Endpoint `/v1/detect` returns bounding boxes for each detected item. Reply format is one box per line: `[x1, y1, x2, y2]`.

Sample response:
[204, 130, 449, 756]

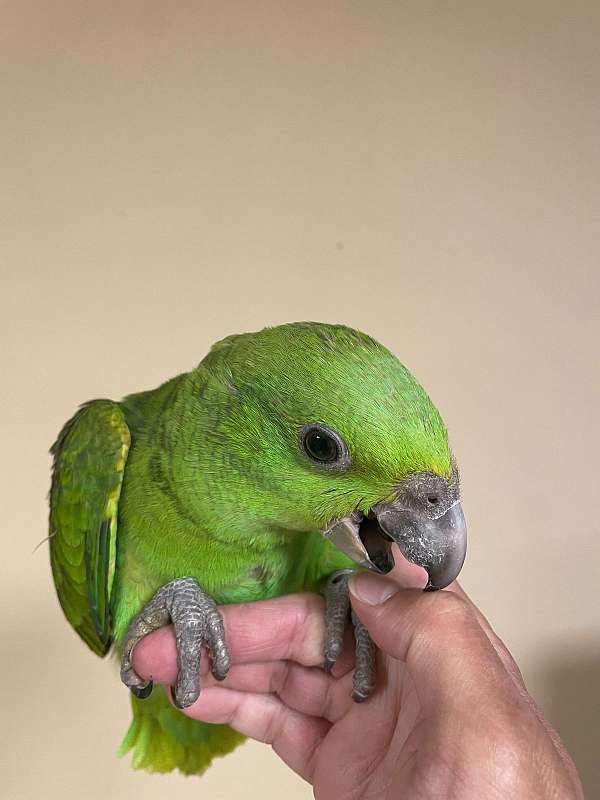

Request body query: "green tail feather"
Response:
[118, 685, 246, 775]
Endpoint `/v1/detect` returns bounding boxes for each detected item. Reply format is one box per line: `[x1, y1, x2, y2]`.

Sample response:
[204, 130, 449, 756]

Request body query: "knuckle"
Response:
[262, 698, 285, 745]
[415, 590, 473, 638]
[271, 661, 293, 698]
[431, 589, 470, 620]
[494, 639, 526, 686]
[322, 680, 338, 722]
[289, 595, 326, 665]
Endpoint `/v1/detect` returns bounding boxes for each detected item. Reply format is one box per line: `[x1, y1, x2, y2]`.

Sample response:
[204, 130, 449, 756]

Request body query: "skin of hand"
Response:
[133, 551, 583, 800]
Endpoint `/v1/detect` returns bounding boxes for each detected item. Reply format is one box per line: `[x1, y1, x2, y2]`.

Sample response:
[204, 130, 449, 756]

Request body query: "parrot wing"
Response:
[49, 399, 130, 656]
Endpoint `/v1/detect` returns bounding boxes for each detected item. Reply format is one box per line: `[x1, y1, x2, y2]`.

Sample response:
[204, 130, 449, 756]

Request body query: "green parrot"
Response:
[49, 322, 466, 775]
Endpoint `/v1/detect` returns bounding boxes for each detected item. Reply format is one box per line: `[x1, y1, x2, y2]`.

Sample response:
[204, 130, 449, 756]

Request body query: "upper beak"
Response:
[375, 501, 467, 590]
[322, 501, 467, 591]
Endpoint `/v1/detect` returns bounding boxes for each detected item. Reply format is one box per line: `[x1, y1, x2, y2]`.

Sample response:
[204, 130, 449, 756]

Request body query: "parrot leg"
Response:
[322, 569, 377, 702]
[120, 577, 230, 709]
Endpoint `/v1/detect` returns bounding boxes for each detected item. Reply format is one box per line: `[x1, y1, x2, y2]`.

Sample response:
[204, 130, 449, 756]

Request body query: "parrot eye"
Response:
[300, 424, 350, 471]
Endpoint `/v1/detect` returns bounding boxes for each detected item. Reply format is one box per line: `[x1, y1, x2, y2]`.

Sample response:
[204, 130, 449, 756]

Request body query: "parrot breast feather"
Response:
[49, 399, 130, 656]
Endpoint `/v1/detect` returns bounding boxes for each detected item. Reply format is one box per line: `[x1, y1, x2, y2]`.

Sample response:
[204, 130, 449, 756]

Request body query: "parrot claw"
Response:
[120, 577, 230, 709]
[322, 569, 377, 702]
[129, 680, 153, 699]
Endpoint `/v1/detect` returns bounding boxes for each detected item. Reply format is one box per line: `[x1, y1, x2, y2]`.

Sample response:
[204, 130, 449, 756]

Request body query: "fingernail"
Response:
[349, 573, 399, 605]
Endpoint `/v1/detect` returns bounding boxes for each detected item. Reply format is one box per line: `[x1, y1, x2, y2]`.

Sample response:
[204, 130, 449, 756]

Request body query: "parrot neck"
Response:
[116, 371, 356, 615]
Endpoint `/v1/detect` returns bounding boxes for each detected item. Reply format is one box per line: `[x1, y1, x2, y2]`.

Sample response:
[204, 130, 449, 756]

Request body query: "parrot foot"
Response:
[322, 569, 377, 702]
[120, 577, 230, 709]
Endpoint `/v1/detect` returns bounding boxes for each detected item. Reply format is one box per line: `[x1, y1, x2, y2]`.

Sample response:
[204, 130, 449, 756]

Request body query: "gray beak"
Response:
[375, 501, 467, 590]
[322, 501, 467, 591]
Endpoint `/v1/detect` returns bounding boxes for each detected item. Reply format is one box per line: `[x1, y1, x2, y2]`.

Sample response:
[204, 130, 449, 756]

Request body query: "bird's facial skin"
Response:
[295, 419, 466, 589]
[184, 322, 467, 587]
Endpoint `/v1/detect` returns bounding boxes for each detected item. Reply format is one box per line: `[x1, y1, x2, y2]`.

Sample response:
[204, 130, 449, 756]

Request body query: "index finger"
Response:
[133, 593, 328, 684]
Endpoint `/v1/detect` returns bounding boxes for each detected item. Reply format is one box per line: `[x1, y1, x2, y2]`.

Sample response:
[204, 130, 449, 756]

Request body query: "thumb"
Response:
[348, 572, 513, 714]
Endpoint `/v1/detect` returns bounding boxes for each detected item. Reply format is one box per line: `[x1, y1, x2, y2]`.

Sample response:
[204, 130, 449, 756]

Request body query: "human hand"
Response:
[133, 556, 583, 799]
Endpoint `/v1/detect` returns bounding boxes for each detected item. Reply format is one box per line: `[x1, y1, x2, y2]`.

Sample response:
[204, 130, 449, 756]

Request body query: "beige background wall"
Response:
[1, 2, 599, 798]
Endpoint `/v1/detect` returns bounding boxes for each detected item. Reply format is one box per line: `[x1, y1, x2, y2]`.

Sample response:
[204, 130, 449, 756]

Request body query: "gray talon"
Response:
[120, 577, 229, 707]
[130, 680, 153, 699]
[322, 569, 377, 701]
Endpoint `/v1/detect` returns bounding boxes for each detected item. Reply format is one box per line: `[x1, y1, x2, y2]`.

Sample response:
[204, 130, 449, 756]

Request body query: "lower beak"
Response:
[376, 501, 467, 590]
[322, 502, 467, 591]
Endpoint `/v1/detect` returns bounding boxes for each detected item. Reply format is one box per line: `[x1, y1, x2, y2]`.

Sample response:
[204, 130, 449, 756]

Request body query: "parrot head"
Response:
[195, 322, 467, 590]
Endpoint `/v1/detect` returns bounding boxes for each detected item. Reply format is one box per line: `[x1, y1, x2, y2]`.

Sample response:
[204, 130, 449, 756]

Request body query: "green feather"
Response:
[118, 686, 245, 774]
[50, 400, 129, 655]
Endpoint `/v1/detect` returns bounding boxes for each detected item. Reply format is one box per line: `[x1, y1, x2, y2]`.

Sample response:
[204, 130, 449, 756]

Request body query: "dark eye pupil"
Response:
[305, 431, 338, 462]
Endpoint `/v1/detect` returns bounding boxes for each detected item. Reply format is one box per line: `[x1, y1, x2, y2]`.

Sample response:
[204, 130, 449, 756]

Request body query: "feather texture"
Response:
[49, 400, 129, 655]
[49, 322, 454, 775]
